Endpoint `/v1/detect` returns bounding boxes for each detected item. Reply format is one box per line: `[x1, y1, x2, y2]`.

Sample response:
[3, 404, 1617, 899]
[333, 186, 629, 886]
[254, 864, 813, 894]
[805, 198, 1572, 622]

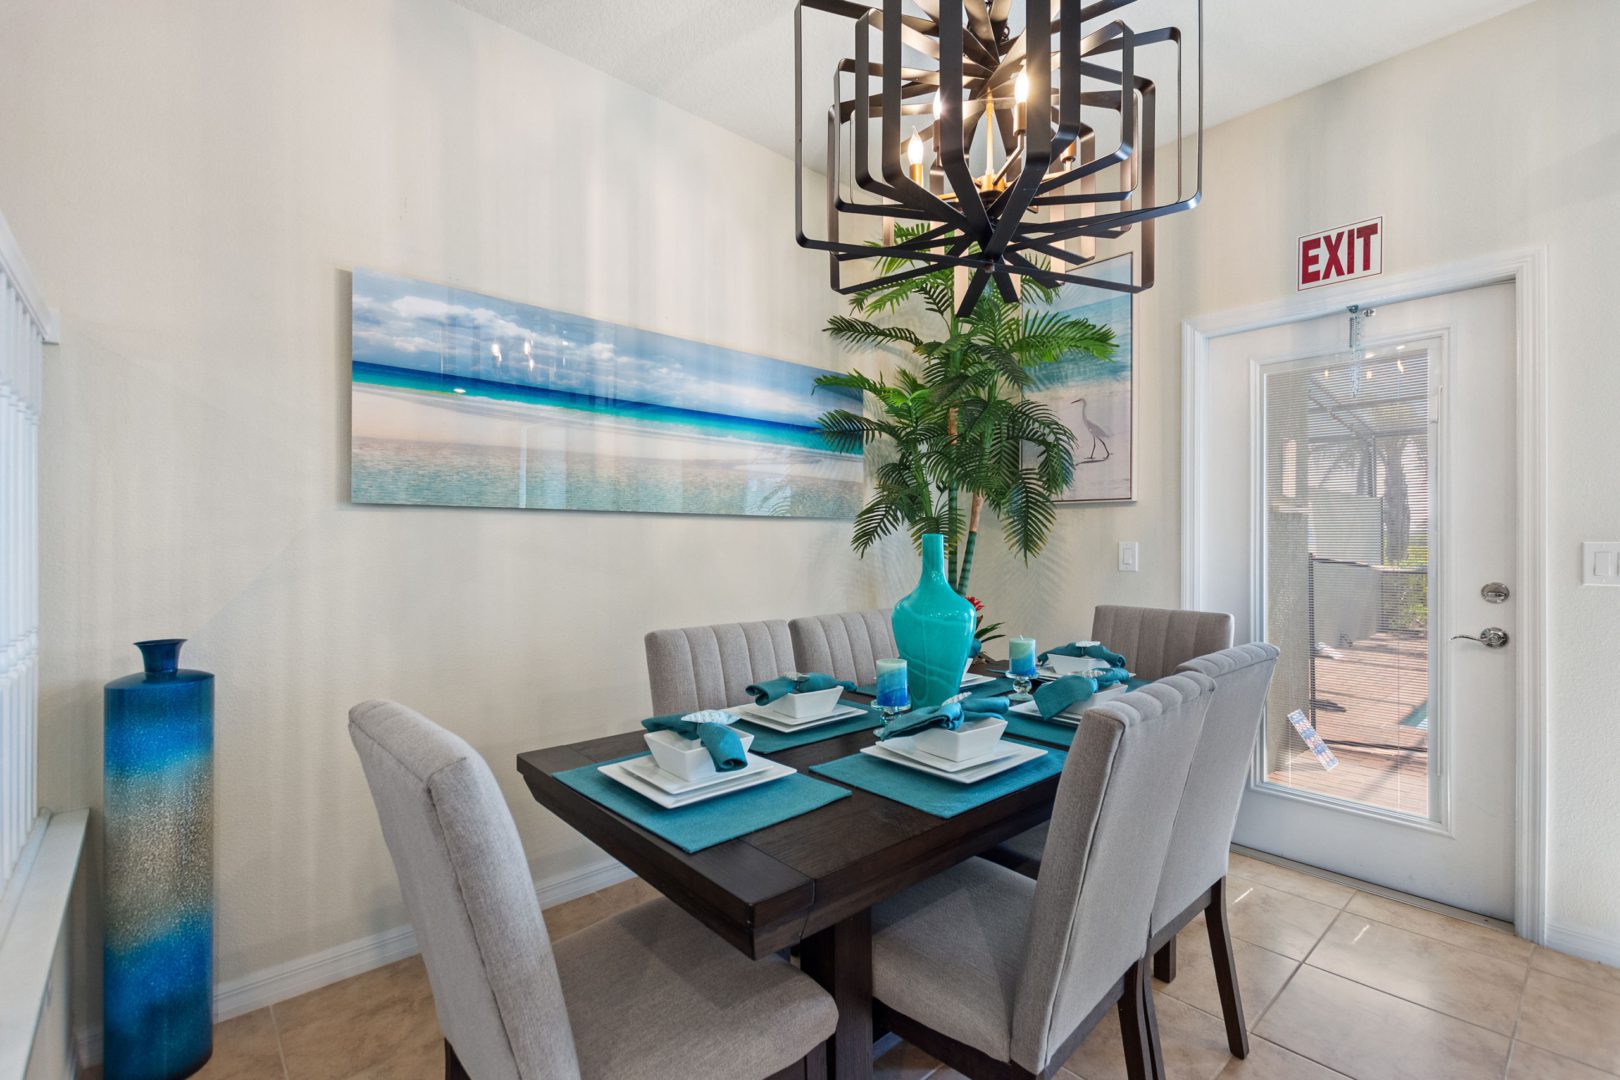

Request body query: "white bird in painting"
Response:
[1071, 397, 1112, 462]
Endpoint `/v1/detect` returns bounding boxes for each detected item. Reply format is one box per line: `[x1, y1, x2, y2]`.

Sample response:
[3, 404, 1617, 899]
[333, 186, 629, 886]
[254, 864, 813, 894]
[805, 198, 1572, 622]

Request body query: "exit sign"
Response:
[1298, 217, 1382, 290]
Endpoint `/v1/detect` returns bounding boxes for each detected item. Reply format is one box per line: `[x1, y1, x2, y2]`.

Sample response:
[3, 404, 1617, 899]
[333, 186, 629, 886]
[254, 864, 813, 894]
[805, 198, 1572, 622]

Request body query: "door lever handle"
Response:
[1451, 627, 1510, 648]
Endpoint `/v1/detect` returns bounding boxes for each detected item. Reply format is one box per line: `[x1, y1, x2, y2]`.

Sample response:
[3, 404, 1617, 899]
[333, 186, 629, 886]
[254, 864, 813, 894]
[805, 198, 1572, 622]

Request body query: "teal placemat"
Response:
[732, 701, 880, 754]
[810, 742, 1066, 819]
[1005, 714, 1080, 747]
[554, 754, 851, 853]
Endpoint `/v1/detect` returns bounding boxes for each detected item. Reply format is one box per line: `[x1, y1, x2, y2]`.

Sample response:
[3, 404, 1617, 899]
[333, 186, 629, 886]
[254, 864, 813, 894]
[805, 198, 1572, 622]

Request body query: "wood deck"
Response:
[1266, 629, 1431, 817]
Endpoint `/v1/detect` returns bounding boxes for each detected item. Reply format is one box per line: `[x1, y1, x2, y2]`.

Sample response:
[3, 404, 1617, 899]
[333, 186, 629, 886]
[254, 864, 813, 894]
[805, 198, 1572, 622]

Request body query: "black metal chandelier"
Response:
[795, 0, 1203, 315]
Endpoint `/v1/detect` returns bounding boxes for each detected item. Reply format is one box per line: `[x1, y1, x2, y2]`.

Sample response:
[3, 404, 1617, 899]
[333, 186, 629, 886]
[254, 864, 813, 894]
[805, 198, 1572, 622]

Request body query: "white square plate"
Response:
[600, 755, 794, 809]
[732, 701, 868, 732]
[959, 671, 997, 689]
[622, 751, 781, 795]
[873, 734, 1023, 774]
[858, 739, 1046, 784]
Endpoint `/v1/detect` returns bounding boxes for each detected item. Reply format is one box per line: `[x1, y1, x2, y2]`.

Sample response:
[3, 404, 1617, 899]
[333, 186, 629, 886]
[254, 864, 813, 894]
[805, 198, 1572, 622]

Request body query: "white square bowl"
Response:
[1045, 654, 1111, 677]
[644, 729, 755, 782]
[911, 716, 1007, 762]
[772, 686, 844, 718]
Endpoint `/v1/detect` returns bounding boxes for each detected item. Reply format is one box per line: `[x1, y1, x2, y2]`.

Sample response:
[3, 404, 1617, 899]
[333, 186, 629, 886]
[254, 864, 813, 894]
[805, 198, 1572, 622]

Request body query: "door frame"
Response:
[1180, 248, 1549, 941]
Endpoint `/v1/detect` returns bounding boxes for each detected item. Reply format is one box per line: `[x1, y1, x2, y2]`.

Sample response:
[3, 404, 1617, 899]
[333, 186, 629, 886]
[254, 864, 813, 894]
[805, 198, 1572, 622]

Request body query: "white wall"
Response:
[2, 0, 1618, 1020]
[0, 0, 878, 1005]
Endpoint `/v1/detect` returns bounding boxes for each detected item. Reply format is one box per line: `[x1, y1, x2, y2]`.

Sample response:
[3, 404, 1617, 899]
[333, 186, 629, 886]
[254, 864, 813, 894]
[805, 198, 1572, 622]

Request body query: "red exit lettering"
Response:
[1298, 217, 1383, 291]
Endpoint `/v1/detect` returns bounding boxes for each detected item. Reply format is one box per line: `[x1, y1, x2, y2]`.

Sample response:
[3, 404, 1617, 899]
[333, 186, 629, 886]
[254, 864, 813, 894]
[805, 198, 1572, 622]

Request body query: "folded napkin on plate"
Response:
[641, 710, 747, 771]
[1040, 641, 1128, 668]
[875, 693, 1009, 741]
[1094, 665, 1132, 687]
[746, 672, 858, 705]
[1034, 676, 1099, 720]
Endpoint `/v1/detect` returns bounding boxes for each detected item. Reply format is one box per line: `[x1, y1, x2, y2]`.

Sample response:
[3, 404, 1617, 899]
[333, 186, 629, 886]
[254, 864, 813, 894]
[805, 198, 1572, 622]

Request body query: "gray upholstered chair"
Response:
[1143, 643, 1280, 1060]
[1091, 604, 1235, 681]
[349, 700, 837, 1080]
[867, 674, 1216, 1080]
[983, 605, 1235, 877]
[643, 620, 796, 714]
[788, 609, 896, 687]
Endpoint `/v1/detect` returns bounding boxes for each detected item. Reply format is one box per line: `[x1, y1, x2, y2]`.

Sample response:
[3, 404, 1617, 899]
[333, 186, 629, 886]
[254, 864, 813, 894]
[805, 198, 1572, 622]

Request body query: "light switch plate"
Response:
[1584, 542, 1620, 586]
[1118, 541, 1139, 573]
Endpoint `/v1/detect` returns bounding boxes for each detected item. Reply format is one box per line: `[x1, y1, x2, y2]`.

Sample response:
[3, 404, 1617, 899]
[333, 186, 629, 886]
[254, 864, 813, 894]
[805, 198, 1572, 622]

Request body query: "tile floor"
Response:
[84, 859, 1620, 1080]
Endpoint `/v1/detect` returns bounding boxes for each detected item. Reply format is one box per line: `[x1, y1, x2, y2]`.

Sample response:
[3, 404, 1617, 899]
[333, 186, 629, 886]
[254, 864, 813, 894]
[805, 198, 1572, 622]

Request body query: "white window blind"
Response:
[0, 210, 52, 895]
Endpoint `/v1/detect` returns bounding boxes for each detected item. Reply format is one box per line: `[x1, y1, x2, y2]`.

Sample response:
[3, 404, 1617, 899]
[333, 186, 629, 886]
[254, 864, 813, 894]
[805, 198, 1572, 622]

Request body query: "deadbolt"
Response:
[1481, 582, 1510, 603]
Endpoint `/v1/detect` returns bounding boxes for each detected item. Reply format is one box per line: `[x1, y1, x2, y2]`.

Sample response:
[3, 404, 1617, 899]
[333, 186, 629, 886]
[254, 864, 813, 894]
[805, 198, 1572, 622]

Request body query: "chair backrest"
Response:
[1092, 605, 1235, 681]
[349, 701, 582, 1080]
[788, 609, 897, 687]
[643, 620, 796, 714]
[1151, 643, 1280, 935]
[1009, 673, 1215, 1073]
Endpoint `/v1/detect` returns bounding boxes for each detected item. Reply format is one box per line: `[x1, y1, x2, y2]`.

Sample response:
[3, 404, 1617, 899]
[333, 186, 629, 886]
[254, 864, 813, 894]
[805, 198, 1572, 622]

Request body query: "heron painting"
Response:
[1025, 255, 1136, 502]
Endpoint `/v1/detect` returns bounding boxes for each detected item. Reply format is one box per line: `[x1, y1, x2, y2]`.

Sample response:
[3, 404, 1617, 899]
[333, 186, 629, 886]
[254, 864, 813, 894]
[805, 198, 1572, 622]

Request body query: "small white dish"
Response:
[860, 740, 1045, 784]
[599, 756, 794, 809]
[643, 728, 755, 782]
[623, 751, 778, 795]
[770, 686, 845, 719]
[911, 716, 1008, 762]
[735, 702, 867, 732]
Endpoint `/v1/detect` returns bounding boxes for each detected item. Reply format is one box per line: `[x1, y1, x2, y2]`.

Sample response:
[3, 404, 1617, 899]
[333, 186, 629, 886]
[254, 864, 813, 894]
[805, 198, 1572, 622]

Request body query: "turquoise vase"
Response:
[104, 639, 214, 1080]
[892, 533, 976, 708]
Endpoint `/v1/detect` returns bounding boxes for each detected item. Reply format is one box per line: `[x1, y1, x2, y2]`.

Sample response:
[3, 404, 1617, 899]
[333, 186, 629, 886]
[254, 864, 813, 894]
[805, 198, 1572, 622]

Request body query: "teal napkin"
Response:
[746, 672, 858, 705]
[1040, 641, 1128, 668]
[1034, 675, 1099, 720]
[1095, 665, 1132, 687]
[640, 712, 746, 771]
[876, 694, 1009, 740]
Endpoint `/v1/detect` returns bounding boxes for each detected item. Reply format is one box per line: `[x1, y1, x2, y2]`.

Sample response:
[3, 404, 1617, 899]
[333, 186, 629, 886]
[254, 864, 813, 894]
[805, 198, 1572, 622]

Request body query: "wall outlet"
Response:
[1118, 541, 1139, 572]
[1584, 541, 1620, 586]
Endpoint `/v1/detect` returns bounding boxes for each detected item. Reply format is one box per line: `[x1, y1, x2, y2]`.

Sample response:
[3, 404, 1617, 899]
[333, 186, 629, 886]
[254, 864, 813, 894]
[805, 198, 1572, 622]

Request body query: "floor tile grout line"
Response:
[1340, 892, 1534, 966]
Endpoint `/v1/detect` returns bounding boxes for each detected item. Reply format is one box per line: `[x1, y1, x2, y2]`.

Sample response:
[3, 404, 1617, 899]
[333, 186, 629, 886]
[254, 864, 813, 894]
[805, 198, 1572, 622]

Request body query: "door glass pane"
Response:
[1260, 348, 1432, 818]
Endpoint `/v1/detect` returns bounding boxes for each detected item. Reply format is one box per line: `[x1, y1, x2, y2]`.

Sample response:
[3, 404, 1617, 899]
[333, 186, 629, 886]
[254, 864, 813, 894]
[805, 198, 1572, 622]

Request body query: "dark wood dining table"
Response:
[516, 663, 1067, 1080]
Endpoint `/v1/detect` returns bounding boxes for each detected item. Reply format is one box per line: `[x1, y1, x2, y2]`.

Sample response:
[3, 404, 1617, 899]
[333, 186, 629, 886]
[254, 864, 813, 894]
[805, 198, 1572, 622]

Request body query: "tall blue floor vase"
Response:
[104, 639, 214, 1080]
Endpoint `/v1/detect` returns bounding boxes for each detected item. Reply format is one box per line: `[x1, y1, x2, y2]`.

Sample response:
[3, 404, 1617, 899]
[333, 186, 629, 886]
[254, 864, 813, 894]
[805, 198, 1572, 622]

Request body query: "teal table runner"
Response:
[554, 754, 851, 853]
[732, 700, 880, 754]
[809, 742, 1066, 819]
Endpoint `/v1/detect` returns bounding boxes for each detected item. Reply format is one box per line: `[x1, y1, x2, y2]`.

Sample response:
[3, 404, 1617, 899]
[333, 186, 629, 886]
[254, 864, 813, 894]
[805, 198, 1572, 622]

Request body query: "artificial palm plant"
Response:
[814, 227, 1118, 596]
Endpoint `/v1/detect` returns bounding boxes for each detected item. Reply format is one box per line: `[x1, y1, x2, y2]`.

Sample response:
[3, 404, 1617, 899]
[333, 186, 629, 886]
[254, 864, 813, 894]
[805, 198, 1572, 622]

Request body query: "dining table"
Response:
[516, 660, 1076, 1080]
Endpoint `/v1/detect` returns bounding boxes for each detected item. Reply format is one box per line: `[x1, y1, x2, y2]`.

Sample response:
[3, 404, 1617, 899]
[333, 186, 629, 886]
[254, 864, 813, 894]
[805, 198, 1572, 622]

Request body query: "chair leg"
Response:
[1152, 937, 1177, 983]
[1140, 962, 1167, 1080]
[1205, 877, 1250, 1058]
[444, 1040, 471, 1080]
[1117, 957, 1158, 1080]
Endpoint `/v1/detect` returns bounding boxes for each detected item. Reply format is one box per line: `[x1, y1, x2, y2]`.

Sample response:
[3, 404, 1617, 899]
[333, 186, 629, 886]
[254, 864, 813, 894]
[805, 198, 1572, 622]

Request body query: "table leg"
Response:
[800, 909, 874, 1080]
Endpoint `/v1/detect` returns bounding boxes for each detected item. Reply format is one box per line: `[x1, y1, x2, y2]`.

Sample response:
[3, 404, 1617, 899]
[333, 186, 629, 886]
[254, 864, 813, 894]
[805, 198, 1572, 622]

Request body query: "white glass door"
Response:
[1188, 283, 1518, 919]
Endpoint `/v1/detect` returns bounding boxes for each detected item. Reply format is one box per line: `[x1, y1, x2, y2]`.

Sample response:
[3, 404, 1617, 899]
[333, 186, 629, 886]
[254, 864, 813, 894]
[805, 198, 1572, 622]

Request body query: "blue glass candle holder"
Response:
[104, 639, 214, 1080]
[875, 658, 910, 717]
[1008, 636, 1038, 701]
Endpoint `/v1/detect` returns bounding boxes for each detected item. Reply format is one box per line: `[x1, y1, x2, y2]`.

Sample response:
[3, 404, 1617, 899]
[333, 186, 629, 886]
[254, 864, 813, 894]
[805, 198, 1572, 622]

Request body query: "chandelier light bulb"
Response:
[490, 343, 502, 364]
[1014, 71, 1029, 104]
[907, 131, 925, 167]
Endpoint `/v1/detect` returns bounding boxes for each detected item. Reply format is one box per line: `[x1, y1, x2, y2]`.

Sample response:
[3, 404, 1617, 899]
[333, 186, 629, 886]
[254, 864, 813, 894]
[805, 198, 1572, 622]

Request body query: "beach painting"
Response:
[1025, 254, 1134, 502]
[350, 270, 864, 518]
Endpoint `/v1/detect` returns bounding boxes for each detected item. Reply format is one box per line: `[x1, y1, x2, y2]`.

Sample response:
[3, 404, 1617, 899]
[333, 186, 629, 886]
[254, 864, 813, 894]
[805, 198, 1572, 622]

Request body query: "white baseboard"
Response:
[74, 857, 632, 1068]
[1544, 921, 1620, 969]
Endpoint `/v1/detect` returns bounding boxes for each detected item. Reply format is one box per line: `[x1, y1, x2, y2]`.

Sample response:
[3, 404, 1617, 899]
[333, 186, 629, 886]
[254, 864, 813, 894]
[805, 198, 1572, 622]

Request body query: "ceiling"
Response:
[452, 0, 1536, 171]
